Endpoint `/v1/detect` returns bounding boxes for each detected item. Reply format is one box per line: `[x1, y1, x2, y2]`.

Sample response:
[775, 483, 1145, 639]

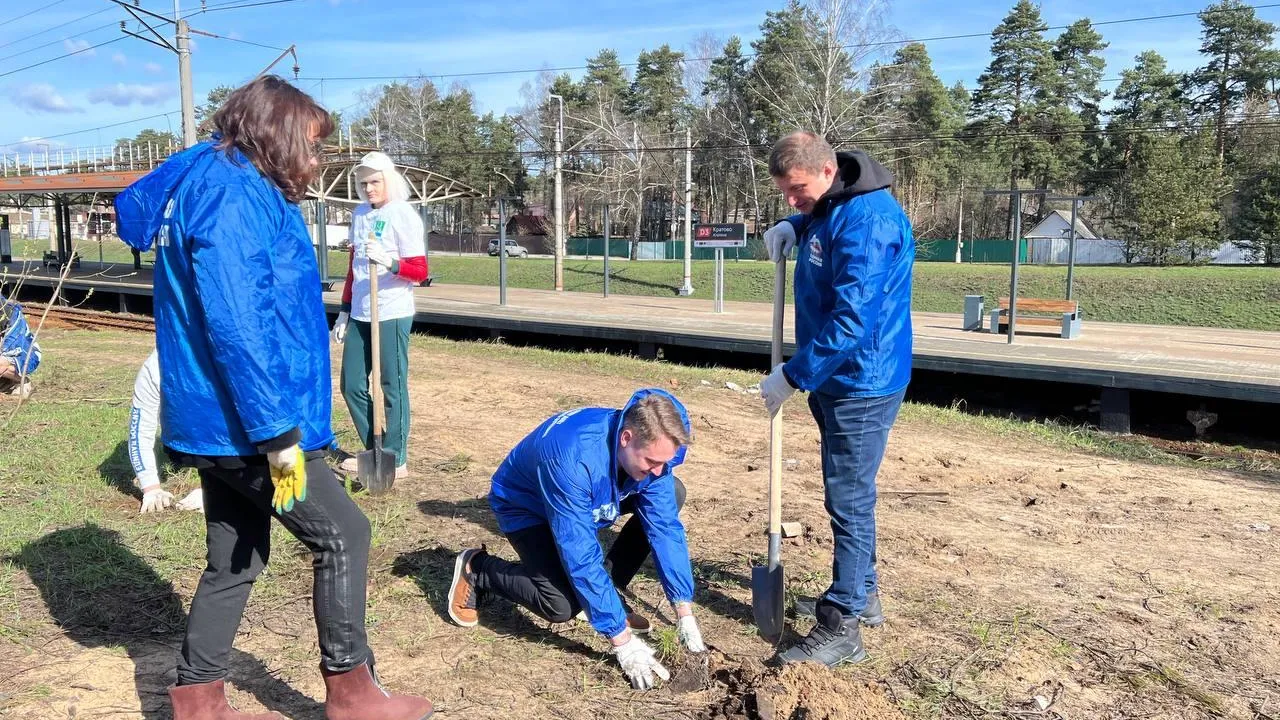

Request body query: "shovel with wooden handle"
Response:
[356, 233, 396, 495]
[751, 256, 787, 641]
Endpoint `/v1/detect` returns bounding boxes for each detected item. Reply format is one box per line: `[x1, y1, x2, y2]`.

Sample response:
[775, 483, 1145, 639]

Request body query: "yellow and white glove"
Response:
[268, 446, 307, 514]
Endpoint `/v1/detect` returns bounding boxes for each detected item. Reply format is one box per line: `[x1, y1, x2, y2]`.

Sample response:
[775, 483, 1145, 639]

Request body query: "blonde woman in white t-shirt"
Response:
[332, 152, 426, 479]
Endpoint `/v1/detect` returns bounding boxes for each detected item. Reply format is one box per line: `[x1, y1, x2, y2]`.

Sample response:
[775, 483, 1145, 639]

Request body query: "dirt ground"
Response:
[3, 333, 1278, 719]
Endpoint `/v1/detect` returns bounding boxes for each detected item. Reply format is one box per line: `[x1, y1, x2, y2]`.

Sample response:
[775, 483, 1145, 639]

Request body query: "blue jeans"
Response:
[808, 388, 906, 618]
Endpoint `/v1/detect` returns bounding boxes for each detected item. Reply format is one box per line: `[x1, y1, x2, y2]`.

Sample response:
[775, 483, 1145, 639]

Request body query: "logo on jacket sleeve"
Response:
[808, 235, 824, 267]
[592, 502, 619, 524]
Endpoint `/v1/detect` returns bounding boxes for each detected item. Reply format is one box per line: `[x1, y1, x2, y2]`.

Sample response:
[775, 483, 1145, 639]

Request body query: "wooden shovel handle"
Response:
[769, 258, 786, 536]
[369, 255, 384, 438]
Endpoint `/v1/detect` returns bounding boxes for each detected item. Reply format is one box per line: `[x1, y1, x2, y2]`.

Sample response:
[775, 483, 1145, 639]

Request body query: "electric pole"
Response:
[177, 20, 195, 147]
[548, 93, 565, 291]
[113, 0, 197, 148]
[679, 126, 694, 296]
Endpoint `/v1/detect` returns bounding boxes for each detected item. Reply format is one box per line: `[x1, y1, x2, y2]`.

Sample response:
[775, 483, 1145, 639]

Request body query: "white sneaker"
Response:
[339, 457, 359, 473]
[395, 465, 408, 480]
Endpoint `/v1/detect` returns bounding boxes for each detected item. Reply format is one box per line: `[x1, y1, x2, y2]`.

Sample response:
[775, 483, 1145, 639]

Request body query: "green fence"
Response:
[563, 236, 1024, 263]
[917, 238, 1028, 263]
[567, 237, 767, 260]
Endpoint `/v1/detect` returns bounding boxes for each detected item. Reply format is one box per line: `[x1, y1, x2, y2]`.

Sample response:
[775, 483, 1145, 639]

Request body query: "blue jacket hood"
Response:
[611, 387, 691, 472]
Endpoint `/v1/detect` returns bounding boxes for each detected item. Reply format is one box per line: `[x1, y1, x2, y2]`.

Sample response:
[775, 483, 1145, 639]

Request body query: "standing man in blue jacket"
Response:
[446, 389, 707, 690]
[758, 131, 914, 668]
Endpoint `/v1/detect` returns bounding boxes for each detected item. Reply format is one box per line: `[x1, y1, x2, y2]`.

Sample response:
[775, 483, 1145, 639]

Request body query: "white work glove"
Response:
[613, 635, 670, 690]
[677, 614, 706, 653]
[764, 222, 797, 263]
[140, 485, 174, 514]
[175, 488, 204, 512]
[760, 363, 797, 416]
[331, 311, 349, 344]
[365, 241, 395, 269]
[267, 446, 298, 474]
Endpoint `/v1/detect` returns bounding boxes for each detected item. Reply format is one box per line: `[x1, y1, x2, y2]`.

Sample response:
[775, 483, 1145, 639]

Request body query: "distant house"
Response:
[1023, 210, 1125, 264]
[506, 214, 548, 236]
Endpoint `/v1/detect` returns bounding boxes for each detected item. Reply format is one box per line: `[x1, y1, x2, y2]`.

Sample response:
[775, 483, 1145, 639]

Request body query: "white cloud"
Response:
[112, 52, 127, 67]
[87, 82, 177, 107]
[0, 137, 68, 154]
[144, 62, 164, 74]
[63, 38, 95, 57]
[10, 83, 83, 114]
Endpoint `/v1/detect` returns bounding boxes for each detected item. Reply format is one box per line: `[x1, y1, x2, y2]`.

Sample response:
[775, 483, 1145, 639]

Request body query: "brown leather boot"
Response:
[169, 679, 285, 720]
[321, 662, 433, 720]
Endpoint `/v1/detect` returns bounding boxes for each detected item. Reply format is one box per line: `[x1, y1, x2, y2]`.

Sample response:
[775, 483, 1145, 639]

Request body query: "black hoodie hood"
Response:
[811, 150, 895, 219]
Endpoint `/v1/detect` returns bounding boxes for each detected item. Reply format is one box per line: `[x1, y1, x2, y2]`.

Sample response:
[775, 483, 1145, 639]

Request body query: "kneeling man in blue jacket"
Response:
[447, 389, 706, 690]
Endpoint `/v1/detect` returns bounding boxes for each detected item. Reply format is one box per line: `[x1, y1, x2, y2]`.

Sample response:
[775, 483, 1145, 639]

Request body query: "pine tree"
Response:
[583, 49, 630, 107]
[627, 45, 687, 132]
[971, 0, 1057, 229]
[1050, 19, 1108, 189]
[1190, 0, 1280, 161]
[1232, 161, 1280, 262]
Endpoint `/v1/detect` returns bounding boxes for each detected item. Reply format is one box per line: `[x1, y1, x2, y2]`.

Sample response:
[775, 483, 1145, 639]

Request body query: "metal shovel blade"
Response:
[751, 533, 785, 640]
[357, 437, 396, 495]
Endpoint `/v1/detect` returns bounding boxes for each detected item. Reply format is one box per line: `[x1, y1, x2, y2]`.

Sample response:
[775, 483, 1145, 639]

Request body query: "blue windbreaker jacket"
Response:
[114, 139, 334, 456]
[782, 151, 915, 398]
[488, 389, 696, 637]
[1, 296, 40, 376]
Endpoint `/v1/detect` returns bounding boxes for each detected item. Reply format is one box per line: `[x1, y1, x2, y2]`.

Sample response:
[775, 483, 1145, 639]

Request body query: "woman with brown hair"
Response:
[116, 76, 433, 720]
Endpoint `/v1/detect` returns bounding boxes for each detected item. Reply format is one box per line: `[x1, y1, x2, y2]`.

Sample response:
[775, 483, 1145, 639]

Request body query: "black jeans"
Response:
[177, 454, 373, 685]
[475, 478, 687, 623]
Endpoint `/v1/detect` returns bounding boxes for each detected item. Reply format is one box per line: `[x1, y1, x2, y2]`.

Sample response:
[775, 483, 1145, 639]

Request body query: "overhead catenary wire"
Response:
[0, 35, 129, 79]
[0, 111, 180, 149]
[295, 3, 1280, 84]
[354, 117, 1280, 161]
[0, 0, 73, 27]
[0, 6, 114, 52]
[8, 1, 1279, 151]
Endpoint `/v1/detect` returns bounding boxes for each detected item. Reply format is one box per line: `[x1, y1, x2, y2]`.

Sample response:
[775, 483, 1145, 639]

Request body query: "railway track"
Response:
[26, 302, 156, 333]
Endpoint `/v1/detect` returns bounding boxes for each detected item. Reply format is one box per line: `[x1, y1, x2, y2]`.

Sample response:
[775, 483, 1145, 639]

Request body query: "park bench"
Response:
[989, 296, 1081, 339]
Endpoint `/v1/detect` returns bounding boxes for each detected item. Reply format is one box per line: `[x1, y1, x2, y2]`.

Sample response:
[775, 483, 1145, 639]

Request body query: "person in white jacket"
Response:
[331, 152, 427, 480]
[129, 349, 202, 513]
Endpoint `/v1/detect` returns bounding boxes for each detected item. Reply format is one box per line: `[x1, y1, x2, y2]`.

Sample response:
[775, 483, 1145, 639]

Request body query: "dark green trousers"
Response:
[340, 317, 412, 466]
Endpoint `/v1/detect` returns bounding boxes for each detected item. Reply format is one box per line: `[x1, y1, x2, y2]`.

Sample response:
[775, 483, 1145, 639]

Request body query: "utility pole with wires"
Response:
[114, 1, 300, 148]
[112, 0, 196, 147]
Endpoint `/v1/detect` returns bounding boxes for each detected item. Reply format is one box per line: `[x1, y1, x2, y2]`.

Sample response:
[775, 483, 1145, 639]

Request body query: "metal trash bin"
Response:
[963, 295, 984, 331]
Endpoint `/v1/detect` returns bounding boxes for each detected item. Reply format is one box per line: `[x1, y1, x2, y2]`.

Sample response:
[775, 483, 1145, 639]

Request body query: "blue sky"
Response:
[3, 0, 1279, 154]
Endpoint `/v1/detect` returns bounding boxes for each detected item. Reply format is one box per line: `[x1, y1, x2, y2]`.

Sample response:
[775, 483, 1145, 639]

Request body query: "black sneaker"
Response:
[776, 603, 867, 667]
[793, 590, 884, 626]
